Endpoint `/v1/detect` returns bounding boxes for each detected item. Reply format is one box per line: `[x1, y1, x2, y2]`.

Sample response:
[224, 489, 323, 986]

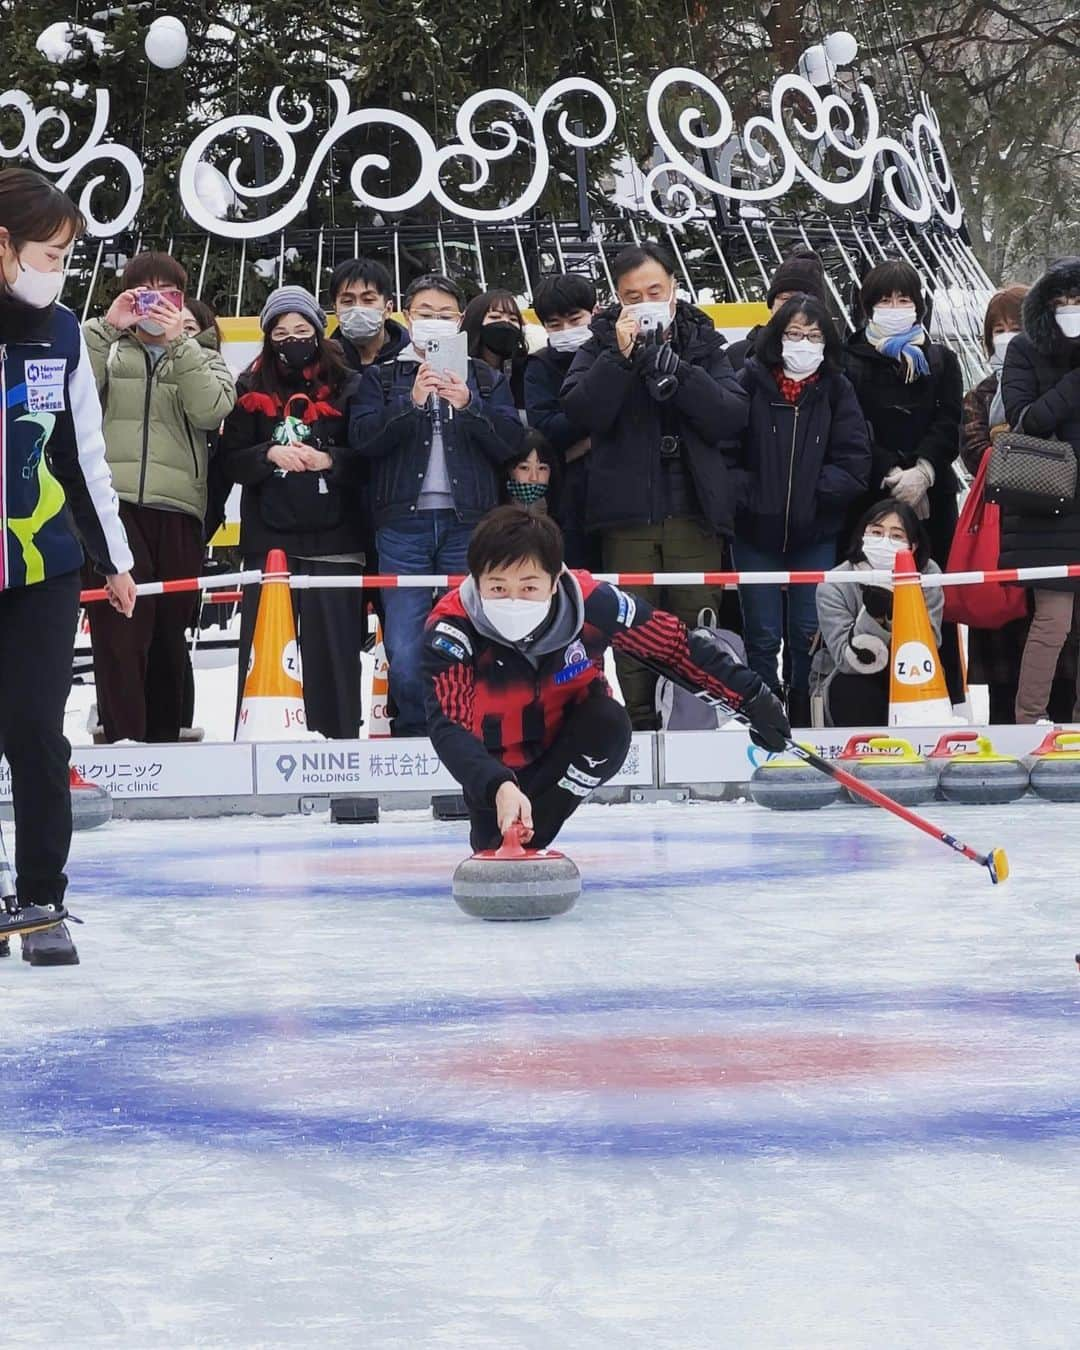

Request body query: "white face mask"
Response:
[781, 339, 824, 380]
[989, 331, 1016, 370]
[7, 257, 64, 309]
[872, 305, 918, 336]
[1055, 306, 1080, 340]
[481, 596, 552, 643]
[410, 317, 459, 350]
[548, 326, 591, 354]
[862, 534, 907, 572]
[138, 318, 166, 337]
[626, 288, 675, 334]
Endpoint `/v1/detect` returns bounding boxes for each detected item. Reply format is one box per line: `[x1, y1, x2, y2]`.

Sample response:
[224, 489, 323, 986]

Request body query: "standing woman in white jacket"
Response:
[0, 168, 136, 965]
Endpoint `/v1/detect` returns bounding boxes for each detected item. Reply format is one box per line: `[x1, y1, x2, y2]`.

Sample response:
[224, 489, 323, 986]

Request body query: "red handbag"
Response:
[942, 447, 1027, 628]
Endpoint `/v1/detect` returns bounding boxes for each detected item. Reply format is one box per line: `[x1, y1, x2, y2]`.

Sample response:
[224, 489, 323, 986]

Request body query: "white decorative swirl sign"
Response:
[0, 88, 144, 235]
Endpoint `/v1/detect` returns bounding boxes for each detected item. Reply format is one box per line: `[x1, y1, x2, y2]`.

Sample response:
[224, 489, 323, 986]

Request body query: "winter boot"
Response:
[21, 912, 79, 967]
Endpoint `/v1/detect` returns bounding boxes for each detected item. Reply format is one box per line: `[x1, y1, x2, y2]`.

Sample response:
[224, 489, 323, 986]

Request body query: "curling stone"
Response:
[749, 746, 842, 811]
[928, 732, 1029, 805]
[1028, 731, 1080, 803]
[70, 765, 112, 830]
[837, 735, 938, 808]
[452, 824, 580, 921]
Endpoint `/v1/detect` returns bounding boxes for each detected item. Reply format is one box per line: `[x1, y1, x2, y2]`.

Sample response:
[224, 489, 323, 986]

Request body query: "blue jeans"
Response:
[732, 536, 838, 695]
[377, 511, 474, 736]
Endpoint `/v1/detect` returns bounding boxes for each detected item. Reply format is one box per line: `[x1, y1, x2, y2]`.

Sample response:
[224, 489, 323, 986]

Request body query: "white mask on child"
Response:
[548, 326, 591, 353]
[862, 534, 906, 572]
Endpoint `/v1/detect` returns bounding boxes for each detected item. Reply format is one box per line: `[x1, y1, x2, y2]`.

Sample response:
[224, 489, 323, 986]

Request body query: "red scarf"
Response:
[238, 358, 341, 422]
[773, 368, 820, 405]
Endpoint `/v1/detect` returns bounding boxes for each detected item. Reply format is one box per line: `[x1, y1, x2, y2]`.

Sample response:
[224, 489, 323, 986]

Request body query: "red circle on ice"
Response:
[441, 1032, 959, 1090]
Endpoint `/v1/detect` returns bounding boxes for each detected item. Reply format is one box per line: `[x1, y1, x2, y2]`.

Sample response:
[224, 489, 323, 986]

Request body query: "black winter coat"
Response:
[560, 301, 749, 536]
[219, 369, 365, 560]
[336, 318, 410, 373]
[348, 355, 523, 528]
[724, 324, 762, 373]
[524, 345, 587, 455]
[999, 256, 1080, 589]
[731, 358, 871, 552]
[842, 331, 963, 566]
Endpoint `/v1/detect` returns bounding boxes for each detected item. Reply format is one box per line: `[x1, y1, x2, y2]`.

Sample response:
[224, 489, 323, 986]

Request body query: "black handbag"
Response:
[985, 413, 1077, 517]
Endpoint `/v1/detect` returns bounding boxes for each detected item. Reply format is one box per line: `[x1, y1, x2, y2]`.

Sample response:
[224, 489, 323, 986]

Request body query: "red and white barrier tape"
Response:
[79, 562, 1080, 606]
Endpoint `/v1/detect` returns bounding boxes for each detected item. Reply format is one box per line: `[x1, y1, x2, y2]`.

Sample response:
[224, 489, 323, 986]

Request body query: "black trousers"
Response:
[466, 688, 632, 853]
[825, 670, 890, 727]
[237, 555, 366, 740]
[0, 570, 81, 907]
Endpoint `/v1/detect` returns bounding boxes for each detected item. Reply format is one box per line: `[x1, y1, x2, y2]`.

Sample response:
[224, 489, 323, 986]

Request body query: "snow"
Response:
[3, 800, 1080, 1346]
[35, 21, 107, 63]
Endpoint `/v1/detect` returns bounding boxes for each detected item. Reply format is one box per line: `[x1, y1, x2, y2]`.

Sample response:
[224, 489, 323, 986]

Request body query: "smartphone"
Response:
[135, 288, 183, 315]
[424, 331, 469, 385]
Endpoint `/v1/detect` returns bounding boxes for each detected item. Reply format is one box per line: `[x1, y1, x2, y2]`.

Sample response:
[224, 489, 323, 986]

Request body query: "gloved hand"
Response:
[862, 586, 893, 620]
[742, 684, 791, 753]
[641, 340, 680, 402]
[883, 461, 934, 509]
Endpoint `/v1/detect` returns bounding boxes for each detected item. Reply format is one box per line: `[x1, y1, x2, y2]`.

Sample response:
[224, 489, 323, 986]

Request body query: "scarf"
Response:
[864, 321, 930, 384]
[773, 369, 820, 405]
[237, 359, 342, 422]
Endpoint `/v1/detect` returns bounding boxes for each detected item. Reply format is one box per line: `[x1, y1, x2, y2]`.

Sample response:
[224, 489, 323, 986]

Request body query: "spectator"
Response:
[1000, 257, 1080, 724]
[219, 285, 365, 739]
[349, 273, 523, 737]
[460, 288, 529, 410]
[501, 429, 561, 518]
[560, 241, 749, 729]
[730, 294, 870, 724]
[843, 259, 965, 705]
[82, 251, 236, 743]
[958, 286, 1076, 724]
[526, 272, 599, 568]
[812, 501, 942, 727]
[726, 247, 828, 371]
[329, 257, 409, 371]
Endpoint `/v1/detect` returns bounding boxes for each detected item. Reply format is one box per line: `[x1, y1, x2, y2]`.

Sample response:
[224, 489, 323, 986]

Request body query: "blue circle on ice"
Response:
[3, 986, 1080, 1156]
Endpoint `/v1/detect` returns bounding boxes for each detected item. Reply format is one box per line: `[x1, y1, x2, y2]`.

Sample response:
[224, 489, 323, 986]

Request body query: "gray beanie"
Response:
[259, 285, 326, 334]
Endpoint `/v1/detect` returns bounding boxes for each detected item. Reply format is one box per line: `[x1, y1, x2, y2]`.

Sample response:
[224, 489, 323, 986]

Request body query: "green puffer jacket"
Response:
[82, 320, 237, 521]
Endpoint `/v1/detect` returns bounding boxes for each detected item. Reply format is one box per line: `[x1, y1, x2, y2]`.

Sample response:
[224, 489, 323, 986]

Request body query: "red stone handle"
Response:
[495, 822, 529, 859]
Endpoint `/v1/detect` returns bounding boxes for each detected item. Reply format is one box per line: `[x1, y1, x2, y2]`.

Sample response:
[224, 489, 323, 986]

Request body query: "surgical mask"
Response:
[273, 335, 319, 370]
[862, 534, 906, 572]
[7, 257, 64, 309]
[410, 318, 459, 349]
[548, 326, 591, 354]
[1055, 306, 1080, 340]
[990, 331, 1016, 370]
[626, 291, 674, 334]
[781, 339, 824, 380]
[507, 480, 548, 506]
[138, 318, 166, 337]
[481, 321, 522, 359]
[872, 305, 918, 336]
[337, 306, 385, 342]
[481, 596, 552, 643]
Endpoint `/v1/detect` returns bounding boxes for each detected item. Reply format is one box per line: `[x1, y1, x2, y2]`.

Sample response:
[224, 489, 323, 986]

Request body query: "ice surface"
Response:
[2, 799, 1079, 1349]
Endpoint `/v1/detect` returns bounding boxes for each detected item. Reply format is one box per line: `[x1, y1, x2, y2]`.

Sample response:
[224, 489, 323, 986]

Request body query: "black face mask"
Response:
[481, 321, 521, 359]
[273, 336, 319, 371]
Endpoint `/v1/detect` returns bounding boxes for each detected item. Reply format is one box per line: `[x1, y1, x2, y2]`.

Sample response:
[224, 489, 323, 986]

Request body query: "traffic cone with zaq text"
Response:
[235, 550, 313, 741]
[888, 548, 953, 726]
[368, 606, 391, 738]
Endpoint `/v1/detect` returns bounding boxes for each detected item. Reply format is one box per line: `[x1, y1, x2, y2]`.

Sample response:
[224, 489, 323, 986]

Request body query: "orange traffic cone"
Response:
[888, 548, 953, 725]
[368, 606, 391, 738]
[235, 550, 311, 741]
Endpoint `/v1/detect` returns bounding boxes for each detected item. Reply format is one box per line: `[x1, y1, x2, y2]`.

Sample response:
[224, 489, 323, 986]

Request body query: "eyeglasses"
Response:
[409, 308, 462, 322]
[866, 527, 909, 543]
[783, 328, 824, 343]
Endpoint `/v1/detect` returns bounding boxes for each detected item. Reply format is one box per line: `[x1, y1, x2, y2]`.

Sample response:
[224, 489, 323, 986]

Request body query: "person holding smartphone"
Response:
[0, 167, 136, 965]
[82, 252, 236, 744]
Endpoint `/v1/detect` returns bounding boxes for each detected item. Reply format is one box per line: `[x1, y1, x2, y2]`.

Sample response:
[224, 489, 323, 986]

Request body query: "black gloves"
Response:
[641, 340, 680, 402]
[862, 586, 893, 620]
[742, 685, 791, 753]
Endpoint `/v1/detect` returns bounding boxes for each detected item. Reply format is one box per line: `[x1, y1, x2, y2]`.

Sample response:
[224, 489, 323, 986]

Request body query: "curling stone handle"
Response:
[1032, 730, 1080, 757]
[495, 822, 529, 860]
[929, 731, 989, 760]
[838, 734, 916, 761]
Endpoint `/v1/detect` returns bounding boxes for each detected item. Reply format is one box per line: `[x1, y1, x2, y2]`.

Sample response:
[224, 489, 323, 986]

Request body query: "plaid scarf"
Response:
[773, 369, 820, 404]
[865, 320, 930, 384]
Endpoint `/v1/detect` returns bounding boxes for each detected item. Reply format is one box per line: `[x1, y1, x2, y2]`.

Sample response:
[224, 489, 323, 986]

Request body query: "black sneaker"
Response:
[22, 915, 79, 967]
[0, 938, 9, 958]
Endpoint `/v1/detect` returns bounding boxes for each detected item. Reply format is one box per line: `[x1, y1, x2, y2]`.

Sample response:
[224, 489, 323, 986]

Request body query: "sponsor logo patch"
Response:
[614, 588, 637, 628]
[567, 764, 601, 788]
[435, 622, 472, 655]
[24, 357, 67, 413]
[432, 635, 466, 662]
[557, 775, 591, 798]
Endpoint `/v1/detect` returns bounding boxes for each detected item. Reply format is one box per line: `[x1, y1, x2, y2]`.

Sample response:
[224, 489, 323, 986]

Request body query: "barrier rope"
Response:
[77, 562, 1080, 606]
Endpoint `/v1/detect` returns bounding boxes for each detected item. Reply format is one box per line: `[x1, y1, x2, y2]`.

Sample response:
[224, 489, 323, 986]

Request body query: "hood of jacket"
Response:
[1023, 256, 1080, 359]
[458, 568, 585, 665]
[590, 299, 725, 360]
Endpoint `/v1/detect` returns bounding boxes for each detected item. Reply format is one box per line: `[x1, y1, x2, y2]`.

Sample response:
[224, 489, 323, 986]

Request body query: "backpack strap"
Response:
[469, 358, 496, 399]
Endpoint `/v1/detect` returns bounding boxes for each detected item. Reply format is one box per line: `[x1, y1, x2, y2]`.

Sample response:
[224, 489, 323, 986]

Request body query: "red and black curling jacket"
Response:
[422, 569, 760, 805]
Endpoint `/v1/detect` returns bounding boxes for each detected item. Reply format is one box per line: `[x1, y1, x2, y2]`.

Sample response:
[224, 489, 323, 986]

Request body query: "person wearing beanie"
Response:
[219, 285, 368, 738]
[999, 257, 1080, 723]
[82, 250, 236, 744]
[726, 249, 828, 371]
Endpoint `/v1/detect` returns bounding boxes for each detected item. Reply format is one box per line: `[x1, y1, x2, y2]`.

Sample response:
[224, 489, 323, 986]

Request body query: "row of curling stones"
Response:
[1028, 730, 1080, 803]
[452, 822, 581, 921]
[749, 732, 1030, 811]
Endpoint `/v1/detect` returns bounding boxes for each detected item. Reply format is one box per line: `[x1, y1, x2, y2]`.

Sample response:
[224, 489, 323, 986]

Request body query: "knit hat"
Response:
[766, 251, 826, 307]
[259, 285, 326, 334]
